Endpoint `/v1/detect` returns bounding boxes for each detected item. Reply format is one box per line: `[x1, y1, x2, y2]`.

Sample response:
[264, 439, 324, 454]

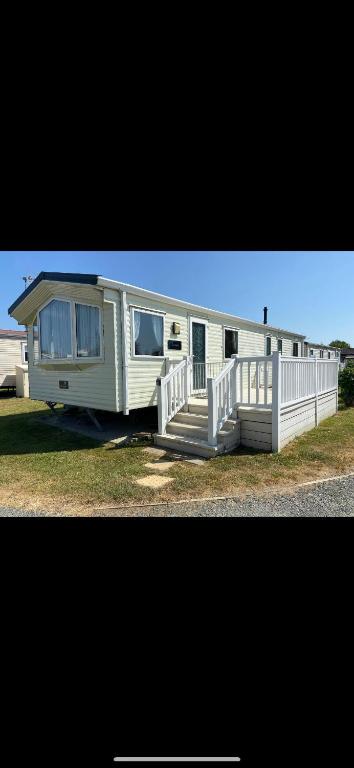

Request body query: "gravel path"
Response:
[0, 506, 49, 517]
[95, 474, 354, 517]
[1, 474, 354, 516]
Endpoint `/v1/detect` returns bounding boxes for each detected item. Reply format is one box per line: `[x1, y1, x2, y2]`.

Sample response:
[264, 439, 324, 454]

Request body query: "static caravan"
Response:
[10, 271, 339, 457]
[0, 329, 28, 390]
[304, 341, 339, 360]
[8, 271, 306, 417]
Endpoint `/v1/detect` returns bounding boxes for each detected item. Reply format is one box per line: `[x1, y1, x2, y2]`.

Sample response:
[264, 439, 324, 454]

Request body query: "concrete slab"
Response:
[144, 462, 176, 472]
[142, 446, 167, 459]
[135, 476, 174, 489]
[35, 411, 156, 446]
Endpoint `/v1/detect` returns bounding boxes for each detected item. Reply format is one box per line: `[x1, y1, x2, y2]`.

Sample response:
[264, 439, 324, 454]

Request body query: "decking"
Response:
[154, 354, 339, 457]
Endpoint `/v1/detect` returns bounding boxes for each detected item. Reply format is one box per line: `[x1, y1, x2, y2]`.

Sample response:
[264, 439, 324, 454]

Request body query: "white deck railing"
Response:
[156, 352, 339, 453]
[207, 359, 236, 445]
[156, 356, 193, 435]
[280, 356, 338, 407]
[234, 356, 273, 408]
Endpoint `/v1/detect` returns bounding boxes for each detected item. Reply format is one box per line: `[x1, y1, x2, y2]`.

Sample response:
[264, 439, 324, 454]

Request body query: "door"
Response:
[191, 319, 207, 391]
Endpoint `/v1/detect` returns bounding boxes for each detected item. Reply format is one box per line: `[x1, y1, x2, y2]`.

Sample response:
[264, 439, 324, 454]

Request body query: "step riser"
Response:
[174, 412, 208, 427]
[188, 404, 208, 416]
[154, 434, 223, 459]
[167, 423, 209, 441]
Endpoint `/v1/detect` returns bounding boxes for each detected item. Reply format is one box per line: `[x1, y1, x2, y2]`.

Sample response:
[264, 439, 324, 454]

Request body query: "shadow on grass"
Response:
[0, 405, 159, 457]
[0, 389, 16, 399]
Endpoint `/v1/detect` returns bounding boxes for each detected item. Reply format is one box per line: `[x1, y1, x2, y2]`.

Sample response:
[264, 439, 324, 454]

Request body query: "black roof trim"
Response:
[8, 272, 99, 315]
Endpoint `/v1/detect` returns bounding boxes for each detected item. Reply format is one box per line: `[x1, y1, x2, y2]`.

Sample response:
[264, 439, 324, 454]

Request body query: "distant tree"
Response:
[329, 340, 351, 349]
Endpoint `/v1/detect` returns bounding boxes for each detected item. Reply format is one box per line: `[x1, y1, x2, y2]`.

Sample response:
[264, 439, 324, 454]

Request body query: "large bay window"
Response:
[38, 299, 102, 361]
[132, 308, 164, 357]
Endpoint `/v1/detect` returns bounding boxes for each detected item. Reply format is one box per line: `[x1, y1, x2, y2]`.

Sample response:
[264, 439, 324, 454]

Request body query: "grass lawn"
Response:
[0, 394, 353, 514]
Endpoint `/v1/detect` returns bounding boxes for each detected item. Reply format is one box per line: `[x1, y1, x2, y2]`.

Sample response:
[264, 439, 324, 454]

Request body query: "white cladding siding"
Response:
[125, 293, 303, 410]
[279, 390, 337, 449]
[126, 293, 189, 409]
[0, 338, 24, 387]
[27, 286, 119, 412]
[238, 407, 273, 451]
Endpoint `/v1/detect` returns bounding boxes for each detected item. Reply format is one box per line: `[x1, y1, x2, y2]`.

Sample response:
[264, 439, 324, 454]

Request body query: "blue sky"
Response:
[1, 251, 353, 344]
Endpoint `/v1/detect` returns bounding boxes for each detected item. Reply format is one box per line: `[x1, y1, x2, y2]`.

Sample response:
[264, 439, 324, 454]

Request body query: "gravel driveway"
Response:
[1, 474, 354, 516]
[96, 474, 354, 517]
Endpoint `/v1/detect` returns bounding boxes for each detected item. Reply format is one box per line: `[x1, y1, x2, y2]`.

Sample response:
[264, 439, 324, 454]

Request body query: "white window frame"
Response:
[293, 342, 299, 357]
[320, 350, 324, 359]
[21, 341, 28, 364]
[223, 326, 239, 360]
[277, 338, 283, 354]
[189, 316, 208, 361]
[131, 306, 165, 360]
[37, 296, 103, 364]
[310, 348, 314, 357]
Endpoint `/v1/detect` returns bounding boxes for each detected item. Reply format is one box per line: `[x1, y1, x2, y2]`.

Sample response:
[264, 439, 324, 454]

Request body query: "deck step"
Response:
[153, 433, 224, 459]
[187, 402, 208, 416]
[167, 421, 208, 441]
[173, 411, 208, 428]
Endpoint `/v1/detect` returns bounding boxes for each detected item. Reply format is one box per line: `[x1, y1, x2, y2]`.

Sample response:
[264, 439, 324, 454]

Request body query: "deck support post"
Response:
[271, 351, 281, 453]
[231, 354, 238, 413]
[314, 358, 318, 426]
[156, 377, 166, 435]
[183, 356, 190, 403]
[207, 377, 217, 446]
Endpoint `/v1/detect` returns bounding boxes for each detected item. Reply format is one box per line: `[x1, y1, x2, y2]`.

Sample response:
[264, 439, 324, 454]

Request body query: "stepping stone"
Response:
[135, 475, 174, 489]
[184, 458, 206, 466]
[142, 446, 167, 458]
[144, 461, 175, 472]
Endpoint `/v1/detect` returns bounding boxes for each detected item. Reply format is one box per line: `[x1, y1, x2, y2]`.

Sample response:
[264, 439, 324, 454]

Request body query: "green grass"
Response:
[0, 394, 353, 513]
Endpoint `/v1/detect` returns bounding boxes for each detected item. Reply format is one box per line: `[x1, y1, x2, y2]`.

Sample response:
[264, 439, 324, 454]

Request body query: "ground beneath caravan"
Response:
[0, 394, 353, 515]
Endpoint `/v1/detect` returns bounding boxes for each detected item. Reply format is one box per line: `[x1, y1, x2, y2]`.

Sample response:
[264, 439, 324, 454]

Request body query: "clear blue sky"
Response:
[1, 251, 353, 345]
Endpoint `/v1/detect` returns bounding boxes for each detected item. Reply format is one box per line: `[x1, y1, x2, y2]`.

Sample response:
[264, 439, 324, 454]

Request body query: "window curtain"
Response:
[134, 311, 141, 348]
[40, 300, 72, 359]
[76, 304, 100, 357]
[151, 314, 163, 351]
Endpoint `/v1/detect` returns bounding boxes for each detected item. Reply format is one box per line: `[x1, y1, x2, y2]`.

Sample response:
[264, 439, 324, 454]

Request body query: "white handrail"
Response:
[156, 355, 193, 435]
[207, 358, 236, 445]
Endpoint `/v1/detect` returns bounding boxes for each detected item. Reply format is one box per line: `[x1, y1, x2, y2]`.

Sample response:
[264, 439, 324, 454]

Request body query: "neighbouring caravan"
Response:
[304, 341, 340, 360]
[0, 329, 28, 390]
[8, 271, 306, 414]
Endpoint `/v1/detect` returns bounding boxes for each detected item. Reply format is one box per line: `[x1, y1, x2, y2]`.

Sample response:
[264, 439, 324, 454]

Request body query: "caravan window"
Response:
[293, 342, 299, 357]
[133, 309, 164, 357]
[21, 342, 28, 363]
[39, 299, 72, 359]
[266, 337, 272, 356]
[277, 339, 283, 353]
[224, 328, 238, 358]
[38, 299, 102, 361]
[76, 304, 101, 358]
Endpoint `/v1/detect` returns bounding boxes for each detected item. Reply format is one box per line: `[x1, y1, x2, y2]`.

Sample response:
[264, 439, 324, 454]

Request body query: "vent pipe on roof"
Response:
[263, 306, 268, 325]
